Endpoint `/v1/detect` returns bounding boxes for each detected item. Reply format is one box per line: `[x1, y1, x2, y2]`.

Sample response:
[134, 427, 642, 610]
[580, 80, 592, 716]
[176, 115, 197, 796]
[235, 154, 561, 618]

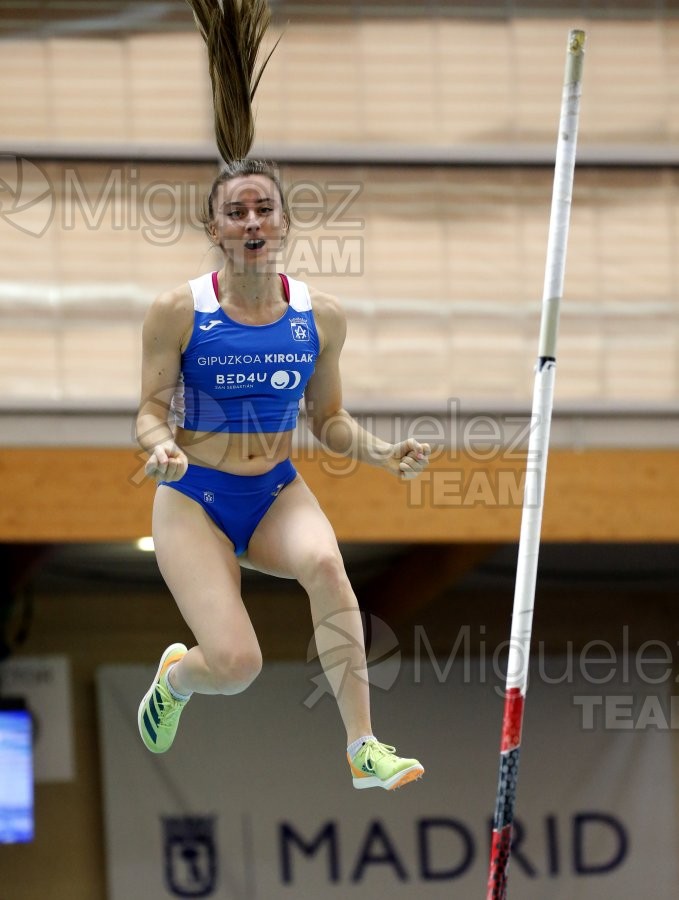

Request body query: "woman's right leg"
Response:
[152, 484, 263, 696]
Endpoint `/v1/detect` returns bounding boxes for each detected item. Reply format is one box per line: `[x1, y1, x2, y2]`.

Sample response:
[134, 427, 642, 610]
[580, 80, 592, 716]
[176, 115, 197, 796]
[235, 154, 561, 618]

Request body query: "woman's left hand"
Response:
[389, 438, 431, 480]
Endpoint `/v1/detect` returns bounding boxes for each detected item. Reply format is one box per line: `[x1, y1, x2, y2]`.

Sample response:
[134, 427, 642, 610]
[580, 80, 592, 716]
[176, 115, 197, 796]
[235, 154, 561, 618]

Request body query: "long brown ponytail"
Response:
[185, 0, 288, 235]
[186, 0, 279, 162]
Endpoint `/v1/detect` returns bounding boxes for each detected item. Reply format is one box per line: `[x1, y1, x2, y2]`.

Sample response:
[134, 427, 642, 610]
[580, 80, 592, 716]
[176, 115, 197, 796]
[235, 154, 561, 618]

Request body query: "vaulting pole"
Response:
[486, 29, 586, 900]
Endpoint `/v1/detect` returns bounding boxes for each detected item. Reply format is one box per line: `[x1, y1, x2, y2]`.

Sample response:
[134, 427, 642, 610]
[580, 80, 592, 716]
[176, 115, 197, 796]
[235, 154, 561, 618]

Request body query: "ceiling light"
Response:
[136, 536, 155, 552]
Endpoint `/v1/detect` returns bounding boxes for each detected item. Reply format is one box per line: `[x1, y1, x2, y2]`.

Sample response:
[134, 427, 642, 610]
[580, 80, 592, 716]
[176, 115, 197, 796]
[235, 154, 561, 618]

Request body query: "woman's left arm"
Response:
[304, 291, 430, 480]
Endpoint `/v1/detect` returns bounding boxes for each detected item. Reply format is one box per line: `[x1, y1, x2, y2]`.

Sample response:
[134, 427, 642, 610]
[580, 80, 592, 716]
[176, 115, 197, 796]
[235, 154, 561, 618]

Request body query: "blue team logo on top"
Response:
[163, 815, 217, 897]
[290, 317, 309, 342]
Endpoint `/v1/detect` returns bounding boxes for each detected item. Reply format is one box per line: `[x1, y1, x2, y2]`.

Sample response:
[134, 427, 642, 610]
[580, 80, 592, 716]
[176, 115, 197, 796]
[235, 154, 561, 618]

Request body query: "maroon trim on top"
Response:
[279, 273, 290, 304]
[211, 270, 290, 304]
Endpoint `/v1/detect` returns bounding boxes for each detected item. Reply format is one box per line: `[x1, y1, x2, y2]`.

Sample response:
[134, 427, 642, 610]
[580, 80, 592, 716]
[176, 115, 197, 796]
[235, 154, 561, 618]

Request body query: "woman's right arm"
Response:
[136, 287, 193, 482]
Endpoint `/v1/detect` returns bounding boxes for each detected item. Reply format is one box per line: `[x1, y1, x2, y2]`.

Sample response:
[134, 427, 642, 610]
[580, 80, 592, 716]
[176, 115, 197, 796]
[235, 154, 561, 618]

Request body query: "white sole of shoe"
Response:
[352, 763, 425, 791]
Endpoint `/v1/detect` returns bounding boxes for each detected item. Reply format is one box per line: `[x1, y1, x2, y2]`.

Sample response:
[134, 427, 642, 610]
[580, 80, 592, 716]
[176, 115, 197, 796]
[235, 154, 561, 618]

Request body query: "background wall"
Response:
[1, 9, 678, 407]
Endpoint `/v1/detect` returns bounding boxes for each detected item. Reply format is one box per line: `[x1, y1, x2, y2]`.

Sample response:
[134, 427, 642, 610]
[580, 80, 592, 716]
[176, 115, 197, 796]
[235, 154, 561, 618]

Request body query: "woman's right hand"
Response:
[145, 441, 189, 483]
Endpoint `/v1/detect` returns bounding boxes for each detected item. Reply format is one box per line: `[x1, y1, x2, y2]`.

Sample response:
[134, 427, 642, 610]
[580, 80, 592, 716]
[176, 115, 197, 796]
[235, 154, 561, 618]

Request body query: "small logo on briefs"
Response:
[203, 491, 214, 503]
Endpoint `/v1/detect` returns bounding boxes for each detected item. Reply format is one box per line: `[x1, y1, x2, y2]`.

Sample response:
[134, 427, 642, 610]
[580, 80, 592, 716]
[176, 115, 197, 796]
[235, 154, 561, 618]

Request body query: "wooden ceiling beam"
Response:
[0, 447, 678, 542]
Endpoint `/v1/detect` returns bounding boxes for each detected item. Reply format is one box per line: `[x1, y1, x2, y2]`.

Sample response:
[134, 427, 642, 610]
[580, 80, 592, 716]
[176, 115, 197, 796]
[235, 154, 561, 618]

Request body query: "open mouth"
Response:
[244, 239, 266, 250]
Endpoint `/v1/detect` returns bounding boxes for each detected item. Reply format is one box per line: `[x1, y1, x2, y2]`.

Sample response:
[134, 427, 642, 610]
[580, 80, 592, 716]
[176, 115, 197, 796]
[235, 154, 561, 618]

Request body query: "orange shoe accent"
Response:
[388, 766, 425, 791]
[161, 652, 185, 676]
[347, 753, 371, 780]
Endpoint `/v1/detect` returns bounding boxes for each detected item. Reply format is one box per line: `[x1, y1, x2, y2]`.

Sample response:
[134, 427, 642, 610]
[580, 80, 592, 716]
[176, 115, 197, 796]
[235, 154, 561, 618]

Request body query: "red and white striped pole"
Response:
[486, 29, 586, 900]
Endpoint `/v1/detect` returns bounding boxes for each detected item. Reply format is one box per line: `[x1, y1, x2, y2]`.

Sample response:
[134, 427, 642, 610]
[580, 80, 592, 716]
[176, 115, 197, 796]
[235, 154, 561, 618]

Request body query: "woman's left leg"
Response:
[244, 476, 372, 745]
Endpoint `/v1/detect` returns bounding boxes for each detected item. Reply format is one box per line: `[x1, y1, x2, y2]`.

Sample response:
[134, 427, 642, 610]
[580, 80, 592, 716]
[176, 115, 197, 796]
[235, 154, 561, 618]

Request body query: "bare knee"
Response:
[205, 646, 263, 695]
[296, 547, 348, 594]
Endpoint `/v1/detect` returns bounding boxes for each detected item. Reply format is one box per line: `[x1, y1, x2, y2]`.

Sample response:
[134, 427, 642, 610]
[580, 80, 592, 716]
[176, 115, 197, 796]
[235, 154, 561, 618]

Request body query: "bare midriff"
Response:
[175, 426, 293, 475]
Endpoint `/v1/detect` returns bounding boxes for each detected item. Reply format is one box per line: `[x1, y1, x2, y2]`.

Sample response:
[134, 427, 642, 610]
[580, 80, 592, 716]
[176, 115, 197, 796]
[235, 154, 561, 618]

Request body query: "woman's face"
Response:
[210, 174, 288, 272]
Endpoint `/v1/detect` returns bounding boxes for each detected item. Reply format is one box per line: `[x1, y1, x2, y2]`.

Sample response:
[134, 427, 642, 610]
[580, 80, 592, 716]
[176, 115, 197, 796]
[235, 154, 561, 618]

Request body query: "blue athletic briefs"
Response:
[160, 459, 297, 556]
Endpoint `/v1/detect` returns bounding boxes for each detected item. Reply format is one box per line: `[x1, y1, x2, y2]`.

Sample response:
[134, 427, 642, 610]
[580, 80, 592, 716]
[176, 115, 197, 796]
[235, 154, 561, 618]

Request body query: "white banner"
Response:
[96, 655, 678, 899]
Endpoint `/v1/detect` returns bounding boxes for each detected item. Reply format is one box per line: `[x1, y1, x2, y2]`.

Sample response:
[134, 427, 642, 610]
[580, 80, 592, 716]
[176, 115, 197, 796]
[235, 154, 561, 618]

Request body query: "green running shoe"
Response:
[138, 643, 188, 753]
[348, 738, 424, 790]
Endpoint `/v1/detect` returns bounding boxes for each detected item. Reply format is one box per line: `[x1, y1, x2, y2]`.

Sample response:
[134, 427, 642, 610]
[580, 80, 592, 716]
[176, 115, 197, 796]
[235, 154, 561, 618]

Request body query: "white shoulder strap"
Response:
[188, 271, 219, 313]
[286, 275, 312, 312]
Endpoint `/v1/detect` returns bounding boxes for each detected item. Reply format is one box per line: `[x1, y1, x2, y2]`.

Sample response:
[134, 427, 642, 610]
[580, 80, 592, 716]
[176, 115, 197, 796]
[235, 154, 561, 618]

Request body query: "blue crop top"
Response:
[172, 271, 320, 434]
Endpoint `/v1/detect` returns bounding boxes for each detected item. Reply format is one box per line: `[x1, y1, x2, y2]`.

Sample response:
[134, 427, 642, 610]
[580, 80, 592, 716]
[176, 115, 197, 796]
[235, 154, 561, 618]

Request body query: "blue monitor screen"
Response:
[0, 705, 34, 844]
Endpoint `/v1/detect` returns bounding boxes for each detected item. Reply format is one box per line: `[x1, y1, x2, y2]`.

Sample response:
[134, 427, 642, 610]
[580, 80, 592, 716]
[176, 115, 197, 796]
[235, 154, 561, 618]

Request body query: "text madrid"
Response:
[277, 812, 628, 884]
